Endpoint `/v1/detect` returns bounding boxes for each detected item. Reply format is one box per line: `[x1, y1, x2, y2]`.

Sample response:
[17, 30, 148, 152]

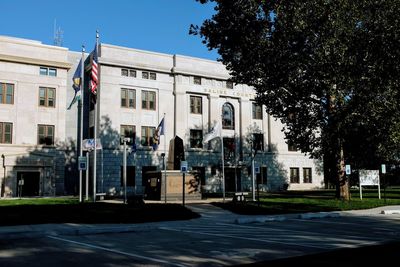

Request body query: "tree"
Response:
[191, 0, 400, 200]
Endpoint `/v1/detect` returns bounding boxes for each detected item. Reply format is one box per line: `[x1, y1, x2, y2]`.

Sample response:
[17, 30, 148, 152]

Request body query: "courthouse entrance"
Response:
[16, 171, 40, 197]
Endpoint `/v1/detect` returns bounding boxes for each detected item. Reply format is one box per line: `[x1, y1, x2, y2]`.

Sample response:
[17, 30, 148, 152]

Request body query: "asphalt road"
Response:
[1, 205, 400, 266]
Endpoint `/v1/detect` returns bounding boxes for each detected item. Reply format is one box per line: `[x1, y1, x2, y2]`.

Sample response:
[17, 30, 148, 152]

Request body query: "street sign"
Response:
[345, 164, 351, 175]
[82, 139, 102, 151]
[381, 164, 386, 174]
[180, 161, 188, 173]
[255, 165, 260, 174]
[78, 156, 87, 170]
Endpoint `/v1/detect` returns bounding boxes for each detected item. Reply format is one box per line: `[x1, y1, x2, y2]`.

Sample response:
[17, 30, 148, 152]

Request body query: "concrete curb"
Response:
[381, 210, 400, 215]
[235, 211, 341, 224]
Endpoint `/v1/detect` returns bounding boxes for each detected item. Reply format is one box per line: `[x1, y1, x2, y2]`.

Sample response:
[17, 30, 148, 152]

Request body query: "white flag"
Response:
[203, 122, 221, 143]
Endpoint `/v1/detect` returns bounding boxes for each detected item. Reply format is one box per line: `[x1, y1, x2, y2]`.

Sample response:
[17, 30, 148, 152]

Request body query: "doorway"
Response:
[17, 172, 40, 197]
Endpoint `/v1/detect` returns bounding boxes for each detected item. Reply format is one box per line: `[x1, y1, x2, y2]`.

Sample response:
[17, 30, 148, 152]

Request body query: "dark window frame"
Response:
[141, 126, 155, 147]
[290, 167, 300, 183]
[303, 168, 312, 183]
[0, 122, 12, 144]
[0, 83, 14, 104]
[252, 103, 263, 120]
[222, 102, 235, 130]
[141, 90, 156, 110]
[39, 66, 57, 77]
[190, 96, 202, 114]
[38, 124, 55, 145]
[253, 133, 264, 151]
[121, 88, 136, 108]
[226, 80, 234, 89]
[193, 76, 201, 85]
[121, 125, 136, 146]
[39, 87, 56, 107]
[190, 129, 203, 149]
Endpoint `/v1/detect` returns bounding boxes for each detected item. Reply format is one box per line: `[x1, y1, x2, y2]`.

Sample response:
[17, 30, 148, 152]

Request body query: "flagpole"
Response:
[79, 45, 85, 203]
[93, 30, 99, 203]
[163, 113, 167, 204]
[221, 134, 225, 202]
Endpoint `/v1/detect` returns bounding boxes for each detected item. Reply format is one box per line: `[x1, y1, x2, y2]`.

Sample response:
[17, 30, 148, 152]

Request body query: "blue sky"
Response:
[0, 0, 218, 60]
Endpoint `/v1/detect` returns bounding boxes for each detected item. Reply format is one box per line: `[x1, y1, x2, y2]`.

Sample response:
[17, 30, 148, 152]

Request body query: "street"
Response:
[1, 204, 400, 266]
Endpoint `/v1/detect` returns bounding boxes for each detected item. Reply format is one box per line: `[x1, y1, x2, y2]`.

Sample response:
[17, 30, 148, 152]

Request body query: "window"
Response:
[121, 68, 136, 77]
[0, 122, 12, 144]
[39, 67, 57, 77]
[120, 166, 136, 187]
[303, 168, 312, 183]
[121, 125, 136, 145]
[190, 96, 202, 114]
[288, 142, 297, 152]
[223, 138, 235, 160]
[129, 69, 137, 77]
[121, 69, 128, 76]
[252, 103, 263, 120]
[0, 83, 14, 104]
[150, 72, 157, 80]
[226, 80, 234, 89]
[190, 129, 203, 148]
[142, 90, 156, 110]
[257, 167, 268, 185]
[290, 167, 300, 183]
[142, 71, 149, 79]
[39, 87, 55, 107]
[253, 133, 264, 151]
[121, 88, 136, 108]
[222, 103, 235, 129]
[141, 126, 155, 147]
[194, 76, 201, 85]
[38, 124, 54, 145]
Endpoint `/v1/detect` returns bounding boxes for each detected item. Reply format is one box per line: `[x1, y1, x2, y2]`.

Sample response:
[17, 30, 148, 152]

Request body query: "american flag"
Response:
[90, 44, 98, 98]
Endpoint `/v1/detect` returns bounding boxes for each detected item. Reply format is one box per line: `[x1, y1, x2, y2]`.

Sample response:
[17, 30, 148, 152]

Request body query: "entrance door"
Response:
[17, 172, 40, 197]
[142, 166, 159, 200]
[224, 167, 241, 192]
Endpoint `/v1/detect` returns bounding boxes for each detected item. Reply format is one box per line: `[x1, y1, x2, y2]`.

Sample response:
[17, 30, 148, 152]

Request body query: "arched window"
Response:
[222, 103, 235, 130]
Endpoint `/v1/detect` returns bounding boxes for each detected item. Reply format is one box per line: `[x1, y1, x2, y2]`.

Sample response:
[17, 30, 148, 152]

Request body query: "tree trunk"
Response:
[336, 140, 350, 200]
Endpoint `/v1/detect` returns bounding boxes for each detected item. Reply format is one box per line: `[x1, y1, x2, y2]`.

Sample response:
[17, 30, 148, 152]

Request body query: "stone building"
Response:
[0, 35, 323, 198]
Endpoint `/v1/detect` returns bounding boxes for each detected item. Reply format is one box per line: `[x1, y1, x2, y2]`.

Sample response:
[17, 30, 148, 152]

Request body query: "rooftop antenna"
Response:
[53, 19, 64, 47]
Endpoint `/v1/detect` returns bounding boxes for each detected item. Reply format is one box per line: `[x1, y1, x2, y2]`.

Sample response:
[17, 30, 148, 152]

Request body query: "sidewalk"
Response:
[1, 202, 399, 240]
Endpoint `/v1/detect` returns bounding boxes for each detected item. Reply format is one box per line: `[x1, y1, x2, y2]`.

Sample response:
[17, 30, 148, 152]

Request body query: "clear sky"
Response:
[0, 0, 218, 60]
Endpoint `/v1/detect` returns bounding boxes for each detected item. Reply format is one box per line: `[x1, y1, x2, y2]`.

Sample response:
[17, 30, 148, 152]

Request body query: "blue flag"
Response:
[67, 58, 82, 110]
[152, 118, 165, 151]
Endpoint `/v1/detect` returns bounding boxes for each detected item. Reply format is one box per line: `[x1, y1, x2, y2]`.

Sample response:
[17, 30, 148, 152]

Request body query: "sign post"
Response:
[359, 170, 381, 200]
[78, 156, 87, 170]
[180, 161, 188, 206]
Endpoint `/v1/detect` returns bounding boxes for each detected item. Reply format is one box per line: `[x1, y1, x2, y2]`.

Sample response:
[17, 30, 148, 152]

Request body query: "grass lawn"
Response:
[213, 188, 400, 215]
[0, 197, 200, 226]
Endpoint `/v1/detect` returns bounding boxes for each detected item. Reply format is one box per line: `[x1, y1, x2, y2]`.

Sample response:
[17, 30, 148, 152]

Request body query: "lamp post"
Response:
[122, 137, 130, 204]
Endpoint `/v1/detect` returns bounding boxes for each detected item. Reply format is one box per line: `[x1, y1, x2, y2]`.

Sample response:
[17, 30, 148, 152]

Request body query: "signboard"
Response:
[180, 161, 188, 173]
[82, 139, 102, 151]
[359, 169, 381, 200]
[78, 156, 87, 170]
[345, 165, 351, 175]
[359, 170, 379, 186]
[381, 164, 386, 174]
[255, 165, 260, 174]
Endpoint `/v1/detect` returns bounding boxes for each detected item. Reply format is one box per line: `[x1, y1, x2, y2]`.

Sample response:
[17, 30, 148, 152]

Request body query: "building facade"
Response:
[0, 35, 323, 198]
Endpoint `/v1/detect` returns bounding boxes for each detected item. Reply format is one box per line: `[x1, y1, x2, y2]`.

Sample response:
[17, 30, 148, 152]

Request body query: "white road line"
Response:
[47, 235, 187, 267]
[159, 226, 328, 250]
[214, 223, 383, 242]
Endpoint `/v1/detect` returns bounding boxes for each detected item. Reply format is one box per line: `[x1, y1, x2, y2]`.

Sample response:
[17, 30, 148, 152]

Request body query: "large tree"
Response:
[191, 0, 400, 200]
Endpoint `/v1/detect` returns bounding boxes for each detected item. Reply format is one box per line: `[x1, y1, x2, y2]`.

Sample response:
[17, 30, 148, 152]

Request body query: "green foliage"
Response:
[192, 0, 400, 167]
